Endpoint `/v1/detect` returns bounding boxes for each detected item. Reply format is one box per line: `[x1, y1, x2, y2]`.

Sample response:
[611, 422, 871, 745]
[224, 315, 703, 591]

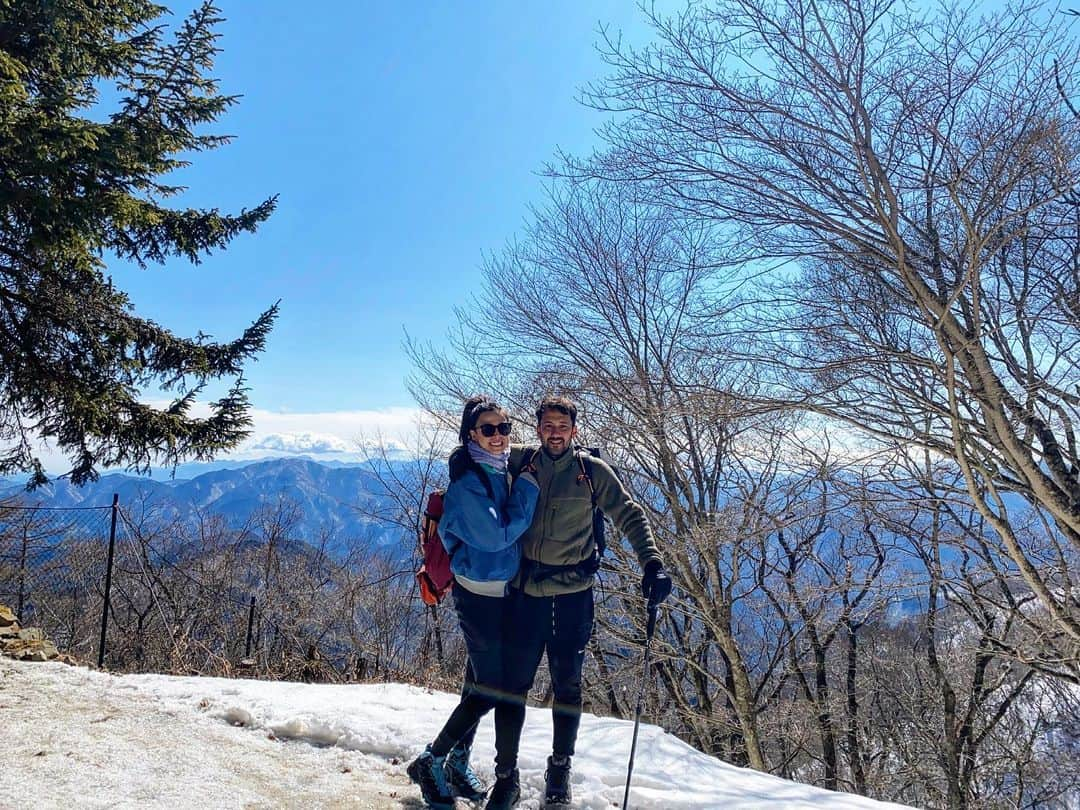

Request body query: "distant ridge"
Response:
[0, 457, 410, 559]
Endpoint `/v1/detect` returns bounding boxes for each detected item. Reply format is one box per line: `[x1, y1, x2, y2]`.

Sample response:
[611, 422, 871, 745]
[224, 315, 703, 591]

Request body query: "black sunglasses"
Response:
[475, 422, 512, 437]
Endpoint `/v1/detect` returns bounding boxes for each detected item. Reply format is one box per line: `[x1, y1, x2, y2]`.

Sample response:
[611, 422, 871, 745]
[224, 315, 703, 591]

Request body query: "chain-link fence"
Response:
[0, 500, 113, 661]
[0, 494, 457, 681]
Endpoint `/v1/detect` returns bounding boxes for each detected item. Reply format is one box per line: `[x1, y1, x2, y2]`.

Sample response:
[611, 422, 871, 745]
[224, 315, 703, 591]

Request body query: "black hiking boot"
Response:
[543, 755, 572, 808]
[484, 767, 520, 810]
[406, 745, 455, 809]
[446, 745, 487, 802]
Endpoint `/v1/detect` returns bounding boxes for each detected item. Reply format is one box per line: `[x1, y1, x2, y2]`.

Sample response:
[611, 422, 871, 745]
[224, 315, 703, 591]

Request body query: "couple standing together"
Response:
[408, 395, 672, 809]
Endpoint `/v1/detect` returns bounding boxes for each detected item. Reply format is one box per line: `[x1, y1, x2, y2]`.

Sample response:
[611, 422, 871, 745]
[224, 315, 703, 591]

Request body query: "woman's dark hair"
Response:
[458, 395, 504, 444]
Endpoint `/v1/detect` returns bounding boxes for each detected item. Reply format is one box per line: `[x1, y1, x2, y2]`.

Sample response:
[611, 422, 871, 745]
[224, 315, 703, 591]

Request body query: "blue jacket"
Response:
[441, 463, 539, 590]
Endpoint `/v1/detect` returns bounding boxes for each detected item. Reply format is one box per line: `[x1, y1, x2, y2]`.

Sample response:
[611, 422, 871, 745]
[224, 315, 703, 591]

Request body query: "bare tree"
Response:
[580, 0, 1080, 648]
[406, 74, 1077, 796]
[407, 177, 814, 769]
[755, 465, 888, 792]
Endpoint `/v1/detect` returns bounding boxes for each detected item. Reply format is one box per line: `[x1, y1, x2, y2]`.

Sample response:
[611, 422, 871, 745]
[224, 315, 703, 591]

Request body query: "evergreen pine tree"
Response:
[0, 1, 278, 486]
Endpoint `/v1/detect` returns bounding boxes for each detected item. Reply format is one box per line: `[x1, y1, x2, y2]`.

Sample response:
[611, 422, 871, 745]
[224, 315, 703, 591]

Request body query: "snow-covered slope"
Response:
[1, 658, 914, 809]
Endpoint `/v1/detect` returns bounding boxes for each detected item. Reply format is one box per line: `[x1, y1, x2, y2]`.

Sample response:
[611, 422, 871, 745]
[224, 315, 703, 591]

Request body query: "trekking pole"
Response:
[622, 601, 659, 810]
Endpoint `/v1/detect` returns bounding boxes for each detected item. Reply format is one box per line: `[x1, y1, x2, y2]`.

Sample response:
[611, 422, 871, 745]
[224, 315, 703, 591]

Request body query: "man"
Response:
[484, 395, 672, 810]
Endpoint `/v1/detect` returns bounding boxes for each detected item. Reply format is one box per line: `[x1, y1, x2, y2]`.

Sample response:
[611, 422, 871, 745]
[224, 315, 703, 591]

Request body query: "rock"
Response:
[5, 638, 60, 661]
[1, 623, 61, 663]
[15, 646, 51, 662]
[0, 605, 79, 667]
[0, 604, 17, 627]
[0, 603, 72, 664]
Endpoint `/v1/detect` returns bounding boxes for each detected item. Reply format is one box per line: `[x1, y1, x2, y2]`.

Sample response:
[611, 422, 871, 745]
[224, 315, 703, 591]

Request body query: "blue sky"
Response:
[89, 1, 664, 463]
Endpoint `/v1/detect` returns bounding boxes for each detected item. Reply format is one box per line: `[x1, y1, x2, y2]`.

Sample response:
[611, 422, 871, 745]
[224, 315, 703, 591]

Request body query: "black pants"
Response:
[503, 587, 594, 759]
[431, 584, 523, 772]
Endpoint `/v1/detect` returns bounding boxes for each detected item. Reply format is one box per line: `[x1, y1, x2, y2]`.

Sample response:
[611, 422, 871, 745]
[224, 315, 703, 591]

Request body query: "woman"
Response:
[407, 396, 538, 810]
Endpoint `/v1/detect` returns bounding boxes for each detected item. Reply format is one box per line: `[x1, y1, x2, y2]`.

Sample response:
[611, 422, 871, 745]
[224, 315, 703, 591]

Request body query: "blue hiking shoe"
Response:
[407, 745, 455, 809]
[446, 745, 487, 801]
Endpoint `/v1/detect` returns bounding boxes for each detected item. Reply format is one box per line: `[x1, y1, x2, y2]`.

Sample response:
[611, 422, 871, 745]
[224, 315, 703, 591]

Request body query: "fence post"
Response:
[430, 603, 444, 668]
[17, 522, 28, 622]
[97, 493, 119, 669]
[244, 595, 256, 658]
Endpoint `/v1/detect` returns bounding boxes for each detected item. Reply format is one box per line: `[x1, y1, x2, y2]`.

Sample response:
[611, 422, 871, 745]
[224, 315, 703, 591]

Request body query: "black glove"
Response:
[641, 560, 672, 606]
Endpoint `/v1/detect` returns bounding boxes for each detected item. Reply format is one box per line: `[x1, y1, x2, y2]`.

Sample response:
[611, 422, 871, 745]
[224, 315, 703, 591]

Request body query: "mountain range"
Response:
[0, 457, 414, 559]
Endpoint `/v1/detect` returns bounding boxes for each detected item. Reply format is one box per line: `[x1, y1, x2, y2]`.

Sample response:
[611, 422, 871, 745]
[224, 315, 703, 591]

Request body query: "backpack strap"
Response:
[576, 451, 597, 509]
[576, 449, 606, 550]
[512, 446, 539, 477]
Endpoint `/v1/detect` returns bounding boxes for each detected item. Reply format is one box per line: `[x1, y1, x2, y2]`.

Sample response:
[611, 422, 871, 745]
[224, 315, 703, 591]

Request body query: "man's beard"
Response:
[542, 439, 570, 458]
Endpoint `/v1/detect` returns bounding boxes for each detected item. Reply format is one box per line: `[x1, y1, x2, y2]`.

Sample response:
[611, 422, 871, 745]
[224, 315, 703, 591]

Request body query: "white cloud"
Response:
[21, 405, 437, 475]
[234, 406, 432, 461]
[251, 432, 351, 455]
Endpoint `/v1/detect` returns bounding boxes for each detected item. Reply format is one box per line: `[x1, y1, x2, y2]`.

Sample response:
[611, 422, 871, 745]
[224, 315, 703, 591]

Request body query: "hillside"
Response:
[0, 458, 410, 559]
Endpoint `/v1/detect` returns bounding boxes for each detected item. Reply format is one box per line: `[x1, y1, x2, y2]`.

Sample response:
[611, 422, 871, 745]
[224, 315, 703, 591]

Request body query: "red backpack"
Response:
[416, 490, 451, 606]
[415, 447, 503, 606]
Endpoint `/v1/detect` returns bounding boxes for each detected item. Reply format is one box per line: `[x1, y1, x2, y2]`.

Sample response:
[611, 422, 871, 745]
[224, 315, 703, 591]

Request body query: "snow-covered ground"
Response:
[0, 657, 913, 809]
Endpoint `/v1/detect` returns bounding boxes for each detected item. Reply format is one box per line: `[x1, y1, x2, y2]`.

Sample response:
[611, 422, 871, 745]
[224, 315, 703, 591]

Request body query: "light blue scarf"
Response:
[468, 440, 509, 473]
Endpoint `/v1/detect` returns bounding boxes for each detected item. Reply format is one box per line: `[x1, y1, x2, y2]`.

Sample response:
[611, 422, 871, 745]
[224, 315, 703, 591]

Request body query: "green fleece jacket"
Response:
[510, 445, 662, 597]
